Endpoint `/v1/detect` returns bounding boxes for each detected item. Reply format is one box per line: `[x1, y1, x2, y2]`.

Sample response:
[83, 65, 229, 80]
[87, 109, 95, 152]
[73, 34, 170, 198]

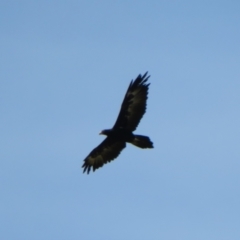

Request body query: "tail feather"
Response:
[131, 135, 153, 149]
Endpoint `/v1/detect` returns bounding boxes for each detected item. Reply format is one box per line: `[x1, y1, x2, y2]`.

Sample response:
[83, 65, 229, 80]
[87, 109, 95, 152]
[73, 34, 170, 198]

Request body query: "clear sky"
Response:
[1, 1, 240, 239]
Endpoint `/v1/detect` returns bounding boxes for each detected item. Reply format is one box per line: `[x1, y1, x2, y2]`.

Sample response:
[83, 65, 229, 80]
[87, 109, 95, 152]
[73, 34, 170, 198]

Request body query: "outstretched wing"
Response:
[113, 72, 150, 131]
[82, 138, 126, 174]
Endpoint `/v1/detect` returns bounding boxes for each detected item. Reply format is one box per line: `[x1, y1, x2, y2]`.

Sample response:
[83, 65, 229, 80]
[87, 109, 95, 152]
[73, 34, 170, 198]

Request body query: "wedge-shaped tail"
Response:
[131, 135, 154, 149]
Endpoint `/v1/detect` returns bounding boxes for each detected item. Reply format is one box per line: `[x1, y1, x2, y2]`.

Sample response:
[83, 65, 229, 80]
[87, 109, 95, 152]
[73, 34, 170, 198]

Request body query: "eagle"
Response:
[82, 72, 153, 174]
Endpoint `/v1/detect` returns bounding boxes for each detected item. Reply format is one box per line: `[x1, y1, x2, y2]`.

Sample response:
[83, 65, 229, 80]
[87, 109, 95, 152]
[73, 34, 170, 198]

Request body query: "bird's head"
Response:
[99, 129, 111, 136]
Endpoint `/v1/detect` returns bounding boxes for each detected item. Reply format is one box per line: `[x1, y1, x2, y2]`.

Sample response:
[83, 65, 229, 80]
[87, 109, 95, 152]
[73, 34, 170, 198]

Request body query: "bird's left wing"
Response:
[82, 138, 126, 174]
[113, 72, 150, 131]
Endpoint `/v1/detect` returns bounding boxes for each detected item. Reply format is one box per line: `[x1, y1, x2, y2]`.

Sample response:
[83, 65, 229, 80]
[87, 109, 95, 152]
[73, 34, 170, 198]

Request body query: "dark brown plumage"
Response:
[82, 72, 153, 174]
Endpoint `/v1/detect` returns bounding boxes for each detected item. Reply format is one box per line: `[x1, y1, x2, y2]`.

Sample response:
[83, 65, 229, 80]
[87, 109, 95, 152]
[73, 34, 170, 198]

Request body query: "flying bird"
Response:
[82, 72, 153, 174]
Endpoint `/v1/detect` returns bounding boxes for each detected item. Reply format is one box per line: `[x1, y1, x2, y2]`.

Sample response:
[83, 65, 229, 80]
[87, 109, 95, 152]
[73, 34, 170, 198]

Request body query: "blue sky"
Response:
[1, 1, 240, 239]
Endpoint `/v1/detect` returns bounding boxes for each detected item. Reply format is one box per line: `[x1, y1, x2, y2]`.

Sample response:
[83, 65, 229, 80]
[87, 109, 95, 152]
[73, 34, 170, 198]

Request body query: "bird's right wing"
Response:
[82, 138, 126, 174]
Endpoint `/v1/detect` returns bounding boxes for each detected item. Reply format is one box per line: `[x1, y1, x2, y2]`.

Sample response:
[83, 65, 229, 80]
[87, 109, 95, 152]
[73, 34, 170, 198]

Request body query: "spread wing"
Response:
[113, 72, 150, 131]
[82, 138, 126, 174]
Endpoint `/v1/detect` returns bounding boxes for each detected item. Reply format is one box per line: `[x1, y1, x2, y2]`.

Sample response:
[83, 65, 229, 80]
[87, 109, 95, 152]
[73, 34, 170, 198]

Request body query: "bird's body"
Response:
[101, 128, 153, 148]
[82, 72, 153, 174]
[101, 128, 134, 142]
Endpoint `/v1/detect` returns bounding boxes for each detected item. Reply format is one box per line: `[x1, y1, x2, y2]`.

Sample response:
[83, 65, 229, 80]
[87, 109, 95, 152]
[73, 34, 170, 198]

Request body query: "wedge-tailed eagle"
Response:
[82, 72, 153, 174]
